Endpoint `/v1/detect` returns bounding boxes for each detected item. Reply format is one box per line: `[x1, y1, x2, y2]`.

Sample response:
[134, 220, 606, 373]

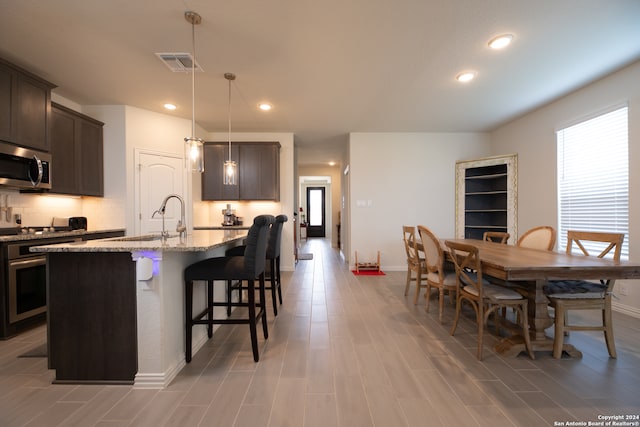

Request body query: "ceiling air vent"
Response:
[155, 53, 203, 72]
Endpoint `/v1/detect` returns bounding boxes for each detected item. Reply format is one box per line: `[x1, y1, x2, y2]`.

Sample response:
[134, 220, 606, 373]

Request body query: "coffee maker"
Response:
[222, 204, 236, 226]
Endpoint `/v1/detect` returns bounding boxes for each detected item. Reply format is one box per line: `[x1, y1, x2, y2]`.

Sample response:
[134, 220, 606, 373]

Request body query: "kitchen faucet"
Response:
[152, 194, 187, 239]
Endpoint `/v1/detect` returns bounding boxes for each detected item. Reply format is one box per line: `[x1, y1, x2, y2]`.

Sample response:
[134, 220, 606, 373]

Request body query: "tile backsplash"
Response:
[0, 189, 84, 228]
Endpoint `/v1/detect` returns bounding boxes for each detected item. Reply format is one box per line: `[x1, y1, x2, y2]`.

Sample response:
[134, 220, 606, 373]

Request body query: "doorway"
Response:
[134, 150, 185, 235]
[306, 186, 325, 237]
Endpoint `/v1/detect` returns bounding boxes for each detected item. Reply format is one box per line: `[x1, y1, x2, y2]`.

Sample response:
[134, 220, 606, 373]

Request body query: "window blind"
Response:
[557, 106, 629, 260]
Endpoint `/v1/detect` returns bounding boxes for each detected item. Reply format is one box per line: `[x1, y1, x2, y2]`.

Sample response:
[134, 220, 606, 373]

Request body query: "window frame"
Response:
[556, 105, 629, 260]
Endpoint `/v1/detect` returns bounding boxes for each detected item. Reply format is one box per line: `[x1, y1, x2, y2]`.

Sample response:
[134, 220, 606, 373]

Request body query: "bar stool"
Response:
[226, 215, 288, 316]
[184, 214, 274, 363]
[268, 215, 288, 312]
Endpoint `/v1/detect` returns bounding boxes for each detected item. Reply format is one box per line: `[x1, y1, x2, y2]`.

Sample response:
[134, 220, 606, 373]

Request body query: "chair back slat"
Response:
[445, 240, 483, 294]
[403, 226, 421, 264]
[483, 231, 510, 244]
[566, 230, 624, 261]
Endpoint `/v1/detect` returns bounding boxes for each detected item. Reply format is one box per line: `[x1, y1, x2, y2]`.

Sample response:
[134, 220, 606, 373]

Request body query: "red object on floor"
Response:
[352, 270, 385, 276]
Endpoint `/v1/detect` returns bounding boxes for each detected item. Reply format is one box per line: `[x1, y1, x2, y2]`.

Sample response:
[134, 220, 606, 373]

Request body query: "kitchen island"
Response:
[1, 229, 126, 339]
[33, 229, 247, 388]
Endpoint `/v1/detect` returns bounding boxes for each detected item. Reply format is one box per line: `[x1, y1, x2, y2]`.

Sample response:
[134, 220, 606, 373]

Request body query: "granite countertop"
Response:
[31, 229, 248, 253]
[0, 228, 126, 243]
[194, 225, 251, 230]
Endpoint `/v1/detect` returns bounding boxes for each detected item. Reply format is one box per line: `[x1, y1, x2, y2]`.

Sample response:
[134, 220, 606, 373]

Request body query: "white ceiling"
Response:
[1, 0, 639, 166]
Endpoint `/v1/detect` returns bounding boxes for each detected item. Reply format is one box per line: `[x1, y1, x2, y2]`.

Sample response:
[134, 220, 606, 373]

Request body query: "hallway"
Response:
[1, 236, 639, 426]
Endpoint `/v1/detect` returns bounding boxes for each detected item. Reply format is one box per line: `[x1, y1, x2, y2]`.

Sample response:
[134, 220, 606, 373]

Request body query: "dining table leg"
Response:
[531, 279, 554, 340]
[495, 279, 582, 358]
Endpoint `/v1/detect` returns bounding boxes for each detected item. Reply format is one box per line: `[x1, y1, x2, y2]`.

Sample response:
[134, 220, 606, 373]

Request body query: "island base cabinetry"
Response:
[47, 252, 137, 384]
[38, 230, 248, 388]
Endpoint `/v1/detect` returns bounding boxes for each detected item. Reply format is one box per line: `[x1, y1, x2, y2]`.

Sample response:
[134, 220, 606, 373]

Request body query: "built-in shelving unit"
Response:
[455, 154, 517, 241]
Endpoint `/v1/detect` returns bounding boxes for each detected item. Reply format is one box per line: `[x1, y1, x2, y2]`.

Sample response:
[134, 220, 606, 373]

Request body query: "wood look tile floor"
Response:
[1, 237, 640, 426]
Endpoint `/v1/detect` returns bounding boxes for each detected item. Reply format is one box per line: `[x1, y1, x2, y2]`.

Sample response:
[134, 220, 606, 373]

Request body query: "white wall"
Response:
[298, 165, 343, 248]
[195, 132, 296, 272]
[81, 105, 194, 234]
[82, 105, 127, 230]
[490, 59, 640, 315]
[348, 132, 490, 270]
[123, 106, 193, 234]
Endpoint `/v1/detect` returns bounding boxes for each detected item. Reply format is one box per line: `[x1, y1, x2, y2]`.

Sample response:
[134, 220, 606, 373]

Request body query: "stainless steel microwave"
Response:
[0, 142, 51, 189]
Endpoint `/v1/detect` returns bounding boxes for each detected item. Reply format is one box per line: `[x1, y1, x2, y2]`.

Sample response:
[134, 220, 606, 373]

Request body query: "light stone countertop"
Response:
[0, 228, 126, 243]
[193, 225, 250, 230]
[31, 229, 248, 253]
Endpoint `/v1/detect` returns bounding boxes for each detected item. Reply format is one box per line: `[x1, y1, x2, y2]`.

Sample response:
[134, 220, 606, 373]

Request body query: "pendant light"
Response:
[184, 11, 204, 173]
[224, 72, 238, 185]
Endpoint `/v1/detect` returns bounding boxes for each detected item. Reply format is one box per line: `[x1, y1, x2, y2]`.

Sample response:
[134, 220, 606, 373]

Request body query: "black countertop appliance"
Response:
[69, 217, 87, 230]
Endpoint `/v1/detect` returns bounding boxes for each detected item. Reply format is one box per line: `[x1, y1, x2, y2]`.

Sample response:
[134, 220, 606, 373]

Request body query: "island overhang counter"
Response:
[33, 229, 248, 389]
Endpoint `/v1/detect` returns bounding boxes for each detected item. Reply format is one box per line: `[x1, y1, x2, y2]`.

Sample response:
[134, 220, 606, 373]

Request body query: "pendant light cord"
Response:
[191, 19, 196, 138]
[228, 77, 232, 160]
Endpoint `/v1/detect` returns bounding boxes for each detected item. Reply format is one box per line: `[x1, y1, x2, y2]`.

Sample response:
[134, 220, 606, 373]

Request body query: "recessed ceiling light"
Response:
[488, 34, 513, 50]
[164, 103, 177, 110]
[258, 103, 272, 111]
[456, 71, 476, 83]
[328, 161, 336, 166]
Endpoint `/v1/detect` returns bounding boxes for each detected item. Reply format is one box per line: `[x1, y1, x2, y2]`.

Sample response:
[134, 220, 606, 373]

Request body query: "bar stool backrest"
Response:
[244, 215, 275, 277]
[267, 215, 288, 259]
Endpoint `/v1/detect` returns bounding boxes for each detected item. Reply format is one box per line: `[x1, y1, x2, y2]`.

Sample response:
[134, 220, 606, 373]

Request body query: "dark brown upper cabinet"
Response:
[0, 66, 13, 142]
[202, 141, 280, 201]
[0, 58, 55, 152]
[202, 142, 240, 201]
[50, 103, 104, 197]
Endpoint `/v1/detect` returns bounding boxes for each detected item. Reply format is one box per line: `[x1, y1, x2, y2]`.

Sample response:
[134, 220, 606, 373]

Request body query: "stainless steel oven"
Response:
[8, 248, 47, 323]
[5, 237, 80, 326]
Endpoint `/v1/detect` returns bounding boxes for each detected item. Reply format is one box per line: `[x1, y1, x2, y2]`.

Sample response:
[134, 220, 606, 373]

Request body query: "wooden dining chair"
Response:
[516, 226, 556, 251]
[543, 230, 624, 359]
[484, 231, 514, 319]
[417, 225, 457, 323]
[446, 240, 534, 361]
[402, 226, 428, 304]
[483, 231, 510, 244]
[472, 231, 510, 275]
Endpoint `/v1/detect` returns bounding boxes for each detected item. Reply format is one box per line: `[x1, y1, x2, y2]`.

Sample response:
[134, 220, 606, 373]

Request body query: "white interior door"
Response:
[135, 150, 185, 235]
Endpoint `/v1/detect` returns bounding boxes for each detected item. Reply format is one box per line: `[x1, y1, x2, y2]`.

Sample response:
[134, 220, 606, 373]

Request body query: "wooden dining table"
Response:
[443, 239, 640, 357]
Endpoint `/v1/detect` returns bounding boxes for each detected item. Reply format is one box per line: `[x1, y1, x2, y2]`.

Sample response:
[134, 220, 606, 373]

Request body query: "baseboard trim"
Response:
[133, 331, 210, 389]
[133, 361, 184, 389]
[613, 301, 640, 319]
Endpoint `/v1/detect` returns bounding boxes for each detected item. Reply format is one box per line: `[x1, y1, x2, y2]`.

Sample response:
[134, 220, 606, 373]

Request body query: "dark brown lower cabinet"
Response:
[47, 252, 137, 384]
